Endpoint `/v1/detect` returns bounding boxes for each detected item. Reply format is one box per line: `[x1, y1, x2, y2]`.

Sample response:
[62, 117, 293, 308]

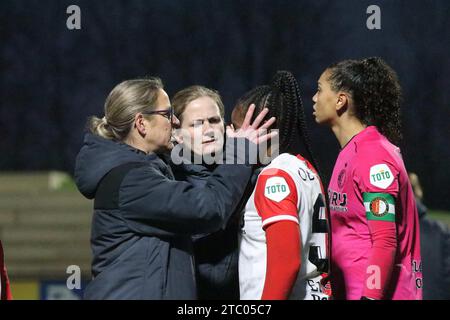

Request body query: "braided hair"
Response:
[327, 57, 402, 144]
[234, 71, 323, 179]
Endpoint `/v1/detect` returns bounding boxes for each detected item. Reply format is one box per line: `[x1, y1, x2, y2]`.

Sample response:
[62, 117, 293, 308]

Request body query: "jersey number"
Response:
[308, 194, 329, 273]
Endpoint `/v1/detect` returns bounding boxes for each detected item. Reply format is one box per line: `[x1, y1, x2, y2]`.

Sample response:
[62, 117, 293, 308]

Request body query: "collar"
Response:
[341, 126, 378, 151]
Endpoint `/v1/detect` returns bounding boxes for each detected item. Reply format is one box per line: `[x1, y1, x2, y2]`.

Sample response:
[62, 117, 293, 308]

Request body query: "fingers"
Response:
[241, 104, 256, 129]
[259, 117, 276, 131]
[255, 130, 278, 144]
[250, 107, 269, 129]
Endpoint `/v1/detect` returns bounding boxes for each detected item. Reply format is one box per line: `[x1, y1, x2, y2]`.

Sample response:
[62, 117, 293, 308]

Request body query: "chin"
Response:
[203, 144, 222, 156]
[314, 115, 325, 124]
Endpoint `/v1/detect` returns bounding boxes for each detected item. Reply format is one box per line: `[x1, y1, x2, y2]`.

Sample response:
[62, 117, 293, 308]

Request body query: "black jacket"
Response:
[417, 201, 450, 300]
[172, 163, 244, 299]
[74, 133, 254, 299]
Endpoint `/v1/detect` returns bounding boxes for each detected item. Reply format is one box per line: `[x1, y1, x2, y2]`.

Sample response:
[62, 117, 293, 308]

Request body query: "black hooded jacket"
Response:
[74, 133, 254, 299]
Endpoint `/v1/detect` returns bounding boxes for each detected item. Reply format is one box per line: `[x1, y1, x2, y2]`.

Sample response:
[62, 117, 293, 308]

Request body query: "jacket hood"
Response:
[74, 133, 156, 199]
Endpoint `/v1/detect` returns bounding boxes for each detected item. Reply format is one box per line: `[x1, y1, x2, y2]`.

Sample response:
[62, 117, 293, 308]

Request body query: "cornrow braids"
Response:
[270, 71, 324, 181]
[269, 71, 297, 154]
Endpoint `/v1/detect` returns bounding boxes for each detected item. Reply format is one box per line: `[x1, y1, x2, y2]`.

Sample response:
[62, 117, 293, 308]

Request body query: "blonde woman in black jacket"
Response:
[74, 77, 276, 299]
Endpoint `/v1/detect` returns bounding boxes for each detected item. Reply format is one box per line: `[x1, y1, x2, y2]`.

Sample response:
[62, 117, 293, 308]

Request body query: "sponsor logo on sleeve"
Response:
[369, 164, 394, 189]
[264, 177, 290, 202]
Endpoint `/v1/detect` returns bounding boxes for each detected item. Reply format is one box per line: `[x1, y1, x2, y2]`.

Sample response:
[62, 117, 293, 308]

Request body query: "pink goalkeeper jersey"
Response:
[329, 126, 422, 300]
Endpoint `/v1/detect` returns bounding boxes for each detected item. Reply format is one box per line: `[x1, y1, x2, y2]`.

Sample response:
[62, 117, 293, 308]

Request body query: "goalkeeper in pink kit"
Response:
[313, 57, 422, 300]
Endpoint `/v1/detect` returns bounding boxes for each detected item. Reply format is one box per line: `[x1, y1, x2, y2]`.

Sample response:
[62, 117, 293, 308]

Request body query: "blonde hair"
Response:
[172, 85, 224, 122]
[89, 77, 163, 140]
[409, 172, 423, 200]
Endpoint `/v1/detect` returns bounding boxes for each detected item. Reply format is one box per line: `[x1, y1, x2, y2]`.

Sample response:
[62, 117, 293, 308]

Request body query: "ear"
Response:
[336, 93, 349, 111]
[135, 113, 147, 136]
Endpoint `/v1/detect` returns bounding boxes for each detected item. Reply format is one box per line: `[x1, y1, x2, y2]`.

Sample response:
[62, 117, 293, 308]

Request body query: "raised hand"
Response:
[226, 104, 277, 144]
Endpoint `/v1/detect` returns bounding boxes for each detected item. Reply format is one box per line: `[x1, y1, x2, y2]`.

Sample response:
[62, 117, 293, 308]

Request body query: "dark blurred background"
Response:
[1, 0, 449, 209]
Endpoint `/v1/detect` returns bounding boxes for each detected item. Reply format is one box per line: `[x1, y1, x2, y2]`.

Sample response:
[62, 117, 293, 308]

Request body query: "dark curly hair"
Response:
[234, 71, 323, 180]
[326, 57, 402, 143]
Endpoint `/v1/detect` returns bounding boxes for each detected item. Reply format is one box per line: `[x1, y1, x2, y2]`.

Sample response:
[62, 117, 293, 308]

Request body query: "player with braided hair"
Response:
[313, 57, 422, 300]
[232, 71, 331, 300]
[233, 73, 323, 180]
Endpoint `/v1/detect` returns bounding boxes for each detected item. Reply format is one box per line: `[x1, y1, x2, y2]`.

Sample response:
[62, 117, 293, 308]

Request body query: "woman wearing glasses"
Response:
[74, 78, 276, 299]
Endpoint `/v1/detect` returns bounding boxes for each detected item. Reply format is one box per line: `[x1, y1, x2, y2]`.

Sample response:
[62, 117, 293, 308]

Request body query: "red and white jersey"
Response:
[238, 153, 330, 300]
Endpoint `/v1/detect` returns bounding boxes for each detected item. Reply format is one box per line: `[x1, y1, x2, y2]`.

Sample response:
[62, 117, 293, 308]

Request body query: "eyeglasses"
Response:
[142, 106, 174, 122]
